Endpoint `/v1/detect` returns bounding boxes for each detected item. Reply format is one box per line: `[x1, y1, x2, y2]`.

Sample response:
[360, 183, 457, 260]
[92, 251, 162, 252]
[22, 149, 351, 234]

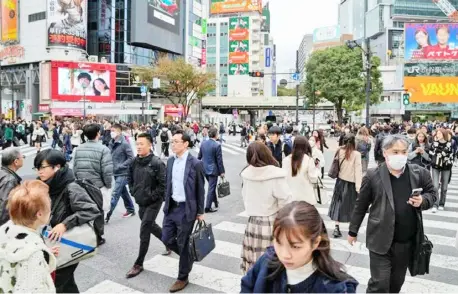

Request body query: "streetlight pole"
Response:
[364, 39, 371, 127]
[295, 50, 299, 125]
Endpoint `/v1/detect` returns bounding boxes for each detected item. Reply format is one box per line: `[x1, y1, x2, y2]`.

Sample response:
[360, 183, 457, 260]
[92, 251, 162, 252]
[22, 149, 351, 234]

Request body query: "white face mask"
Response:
[387, 154, 408, 171]
[110, 131, 117, 139]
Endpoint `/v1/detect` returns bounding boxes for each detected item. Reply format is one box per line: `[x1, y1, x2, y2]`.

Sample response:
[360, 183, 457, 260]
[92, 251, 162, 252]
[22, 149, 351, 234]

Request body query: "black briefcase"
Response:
[189, 221, 215, 262]
[217, 177, 230, 198]
[409, 210, 433, 276]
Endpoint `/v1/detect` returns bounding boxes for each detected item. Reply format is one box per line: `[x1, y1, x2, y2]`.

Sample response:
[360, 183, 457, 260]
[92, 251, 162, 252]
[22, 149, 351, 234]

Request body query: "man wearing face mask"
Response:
[106, 124, 136, 224]
[347, 135, 437, 293]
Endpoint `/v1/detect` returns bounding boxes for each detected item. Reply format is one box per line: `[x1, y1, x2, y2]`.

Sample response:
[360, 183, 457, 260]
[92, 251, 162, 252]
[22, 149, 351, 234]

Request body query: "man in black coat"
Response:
[0, 147, 23, 225]
[348, 135, 437, 293]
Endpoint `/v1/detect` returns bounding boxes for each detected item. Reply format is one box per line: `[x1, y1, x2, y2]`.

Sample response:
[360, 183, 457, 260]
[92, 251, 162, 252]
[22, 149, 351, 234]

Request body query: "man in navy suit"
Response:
[162, 129, 205, 293]
[198, 127, 225, 213]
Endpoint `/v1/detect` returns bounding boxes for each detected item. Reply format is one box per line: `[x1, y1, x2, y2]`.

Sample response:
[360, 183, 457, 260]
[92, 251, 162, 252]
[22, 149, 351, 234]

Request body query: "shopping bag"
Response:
[189, 221, 215, 262]
[217, 177, 230, 198]
[100, 187, 112, 213]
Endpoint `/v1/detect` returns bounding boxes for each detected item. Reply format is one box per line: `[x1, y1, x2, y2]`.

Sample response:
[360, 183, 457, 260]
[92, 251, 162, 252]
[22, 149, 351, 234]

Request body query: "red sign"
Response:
[51, 61, 116, 103]
[164, 104, 184, 113]
[0, 45, 24, 60]
[51, 108, 83, 116]
[38, 104, 50, 112]
[201, 48, 207, 66]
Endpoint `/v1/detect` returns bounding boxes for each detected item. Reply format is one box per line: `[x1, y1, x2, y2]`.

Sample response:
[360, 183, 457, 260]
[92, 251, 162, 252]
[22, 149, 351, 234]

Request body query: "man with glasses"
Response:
[162, 130, 205, 293]
[0, 147, 24, 225]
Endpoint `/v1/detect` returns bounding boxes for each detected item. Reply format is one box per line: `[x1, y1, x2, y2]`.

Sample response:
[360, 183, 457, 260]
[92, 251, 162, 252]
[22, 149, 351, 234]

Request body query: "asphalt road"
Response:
[11, 135, 458, 293]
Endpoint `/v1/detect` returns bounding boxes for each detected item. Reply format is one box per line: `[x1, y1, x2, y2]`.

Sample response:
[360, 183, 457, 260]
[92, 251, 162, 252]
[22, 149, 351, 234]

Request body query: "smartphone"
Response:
[315, 158, 320, 166]
[411, 188, 423, 197]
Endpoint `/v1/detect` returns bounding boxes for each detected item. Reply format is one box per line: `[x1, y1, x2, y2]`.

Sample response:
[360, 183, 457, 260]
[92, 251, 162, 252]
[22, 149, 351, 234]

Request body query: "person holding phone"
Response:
[347, 135, 437, 293]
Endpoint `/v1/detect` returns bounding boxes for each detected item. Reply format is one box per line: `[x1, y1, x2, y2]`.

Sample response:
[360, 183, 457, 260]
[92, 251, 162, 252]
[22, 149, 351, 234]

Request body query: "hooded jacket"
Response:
[0, 221, 56, 293]
[241, 165, 292, 217]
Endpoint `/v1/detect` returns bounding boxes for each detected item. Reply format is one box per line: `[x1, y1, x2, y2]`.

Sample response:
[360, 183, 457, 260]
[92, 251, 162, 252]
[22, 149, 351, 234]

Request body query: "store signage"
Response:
[0, 45, 24, 60]
[38, 104, 50, 112]
[404, 76, 458, 103]
[265, 47, 271, 67]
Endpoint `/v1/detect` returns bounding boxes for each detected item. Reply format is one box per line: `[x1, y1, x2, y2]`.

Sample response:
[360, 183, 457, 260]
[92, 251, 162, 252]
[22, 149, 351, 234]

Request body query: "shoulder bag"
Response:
[328, 150, 345, 179]
[189, 220, 215, 262]
[408, 209, 433, 276]
[42, 187, 98, 269]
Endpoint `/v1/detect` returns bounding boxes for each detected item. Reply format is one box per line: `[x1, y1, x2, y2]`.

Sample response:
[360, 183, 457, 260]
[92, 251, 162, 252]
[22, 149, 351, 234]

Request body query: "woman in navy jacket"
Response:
[241, 201, 358, 293]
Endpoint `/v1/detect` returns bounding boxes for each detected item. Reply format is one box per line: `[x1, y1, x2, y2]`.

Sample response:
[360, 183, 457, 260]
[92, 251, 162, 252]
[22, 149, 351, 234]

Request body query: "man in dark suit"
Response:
[162, 129, 205, 293]
[198, 127, 225, 213]
[348, 135, 436, 293]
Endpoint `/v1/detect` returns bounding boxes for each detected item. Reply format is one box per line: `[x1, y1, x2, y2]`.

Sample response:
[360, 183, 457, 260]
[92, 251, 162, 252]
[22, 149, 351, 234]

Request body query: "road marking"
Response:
[143, 255, 241, 293]
[223, 143, 247, 153]
[84, 280, 142, 293]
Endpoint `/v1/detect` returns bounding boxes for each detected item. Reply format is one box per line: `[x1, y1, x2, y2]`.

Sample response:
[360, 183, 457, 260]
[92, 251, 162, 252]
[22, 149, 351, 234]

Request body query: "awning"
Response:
[51, 108, 83, 116]
[32, 112, 50, 116]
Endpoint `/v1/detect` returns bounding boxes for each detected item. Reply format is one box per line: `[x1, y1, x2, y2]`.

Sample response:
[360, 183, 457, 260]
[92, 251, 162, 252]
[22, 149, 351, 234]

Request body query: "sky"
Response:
[268, 0, 340, 78]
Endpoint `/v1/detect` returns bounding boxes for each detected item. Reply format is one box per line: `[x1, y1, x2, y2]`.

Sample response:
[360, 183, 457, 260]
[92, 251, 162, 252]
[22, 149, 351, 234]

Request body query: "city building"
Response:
[184, 0, 209, 68]
[298, 34, 313, 83]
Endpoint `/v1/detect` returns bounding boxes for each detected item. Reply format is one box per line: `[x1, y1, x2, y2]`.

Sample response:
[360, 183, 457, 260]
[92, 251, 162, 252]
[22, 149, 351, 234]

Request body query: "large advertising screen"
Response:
[1, 0, 18, 42]
[229, 16, 249, 75]
[147, 0, 180, 34]
[313, 26, 340, 44]
[404, 76, 458, 103]
[51, 61, 116, 103]
[211, 0, 262, 14]
[47, 0, 87, 50]
[404, 23, 458, 60]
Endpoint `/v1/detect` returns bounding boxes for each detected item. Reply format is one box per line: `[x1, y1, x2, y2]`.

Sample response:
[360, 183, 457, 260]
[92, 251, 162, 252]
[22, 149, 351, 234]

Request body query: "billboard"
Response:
[51, 61, 116, 103]
[211, 0, 262, 14]
[229, 17, 249, 71]
[404, 23, 458, 60]
[1, 0, 18, 42]
[265, 47, 271, 67]
[147, 0, 180, 35]
[404, 62, 458, 77]
[47, 0, 87, 50]
[404, 76, 458, 103]
[229, 64, 249, 75]
[313, 26, 340, 43]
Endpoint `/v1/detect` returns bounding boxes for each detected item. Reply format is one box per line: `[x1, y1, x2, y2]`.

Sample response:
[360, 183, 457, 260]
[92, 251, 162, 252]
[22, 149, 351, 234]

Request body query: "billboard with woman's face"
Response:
[404, 23, 458, 60]
[51, 61, 116, 102]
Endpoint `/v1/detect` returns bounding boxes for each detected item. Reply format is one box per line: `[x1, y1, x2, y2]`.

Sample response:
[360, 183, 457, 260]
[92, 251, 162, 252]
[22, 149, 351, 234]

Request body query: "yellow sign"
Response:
[1, 0, 18, 42]
[211, 0, 262, 14]
[404, 76, 458, 102]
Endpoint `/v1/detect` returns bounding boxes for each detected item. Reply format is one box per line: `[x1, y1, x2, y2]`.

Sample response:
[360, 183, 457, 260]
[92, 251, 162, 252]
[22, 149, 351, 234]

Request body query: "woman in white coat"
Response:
[282, 136, 321, 204]
[309, 135, 326, 169]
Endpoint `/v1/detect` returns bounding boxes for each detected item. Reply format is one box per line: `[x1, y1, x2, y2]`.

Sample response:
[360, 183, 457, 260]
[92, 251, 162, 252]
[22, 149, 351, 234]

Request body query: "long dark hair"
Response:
[93, 78, 109, 96]
[268, 201, 350, 281]
[246, 141, 279, 167]
[342, 134, 356, 160]
[291, 136, 312, 177]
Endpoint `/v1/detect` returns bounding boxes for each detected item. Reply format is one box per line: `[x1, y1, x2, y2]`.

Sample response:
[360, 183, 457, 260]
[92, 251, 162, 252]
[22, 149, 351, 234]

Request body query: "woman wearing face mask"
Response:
[429, 128, 453, 213]
[241, 201, 358, 293]
[0, 181, 58, 293]
[312, 130, 328, 178]
[308, 136, 325, 170]
[328, 134, 362, 238]
[34, 150, 100, 293]
[407, 130, 431, 169]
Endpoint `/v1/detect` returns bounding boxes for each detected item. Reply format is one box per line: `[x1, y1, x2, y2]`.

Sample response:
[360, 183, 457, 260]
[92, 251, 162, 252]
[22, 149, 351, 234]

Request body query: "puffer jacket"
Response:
[109, 135, 134, 176]
[0, 221, 56, 293]
[129, 153, 166, 207]
[0, 167, 22, 226]
[73, 140, 114, 189]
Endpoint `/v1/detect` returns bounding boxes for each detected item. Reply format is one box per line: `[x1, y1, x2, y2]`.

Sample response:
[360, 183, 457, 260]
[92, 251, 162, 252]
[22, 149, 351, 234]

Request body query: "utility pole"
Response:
[365, 39, 371, 127]
[312, 82, 316, 131]
[295, 50, 299, 125]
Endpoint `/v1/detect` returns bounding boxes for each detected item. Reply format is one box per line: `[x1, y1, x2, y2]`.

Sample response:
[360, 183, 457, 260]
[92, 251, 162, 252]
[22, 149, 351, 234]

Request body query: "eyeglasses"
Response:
[33, 165, 52, 171]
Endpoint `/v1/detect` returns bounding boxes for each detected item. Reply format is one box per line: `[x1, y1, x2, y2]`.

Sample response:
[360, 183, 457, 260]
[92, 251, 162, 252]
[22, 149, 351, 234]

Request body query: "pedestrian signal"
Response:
[249, 71, 264, 77]
[402, 92, 410, 106]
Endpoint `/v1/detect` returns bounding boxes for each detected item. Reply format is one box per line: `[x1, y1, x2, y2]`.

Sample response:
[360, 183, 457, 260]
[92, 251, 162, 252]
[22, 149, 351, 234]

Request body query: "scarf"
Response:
[45, 165, 76, 200]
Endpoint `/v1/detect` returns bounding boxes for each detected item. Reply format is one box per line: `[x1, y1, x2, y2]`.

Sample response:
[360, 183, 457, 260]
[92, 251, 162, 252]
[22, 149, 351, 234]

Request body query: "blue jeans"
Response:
[107, 175, 135, 218]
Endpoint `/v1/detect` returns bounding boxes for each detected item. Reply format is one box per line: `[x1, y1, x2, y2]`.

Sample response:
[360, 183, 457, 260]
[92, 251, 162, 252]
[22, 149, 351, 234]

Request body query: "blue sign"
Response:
[292, 73, 299, 81]
[265, 48, 271, 67]
[140, 86, 147, 93]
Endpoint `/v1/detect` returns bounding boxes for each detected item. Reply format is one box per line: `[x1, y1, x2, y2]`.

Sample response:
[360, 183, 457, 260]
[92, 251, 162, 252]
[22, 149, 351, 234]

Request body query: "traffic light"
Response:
[249, 71, 264, 77]
[402, 92, 410, 106]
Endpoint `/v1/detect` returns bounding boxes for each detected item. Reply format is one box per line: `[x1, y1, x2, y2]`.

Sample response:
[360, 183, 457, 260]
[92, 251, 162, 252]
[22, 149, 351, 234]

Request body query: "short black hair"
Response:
[268, 126, 282, 135]
[34, 149, 66, 169]
[77, 72, 92, 82]
[208, 127, 218, 139]
[174, 129, 191, 145]
[83, 124, 100, 140]
[137, 132, 152, 144]
[285, 126, 293, 134]
[112, 124, 122, 131]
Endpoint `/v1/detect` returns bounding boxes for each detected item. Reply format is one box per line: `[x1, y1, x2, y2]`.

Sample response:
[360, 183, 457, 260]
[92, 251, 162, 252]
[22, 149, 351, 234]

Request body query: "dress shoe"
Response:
[162, 248, 172, 256]
[214, 200, 219, 208]
[97, 237, 106, 246]
[125, 265, 144, 279]
[169, 279, 189, 293]
[205, 207, 218, 213]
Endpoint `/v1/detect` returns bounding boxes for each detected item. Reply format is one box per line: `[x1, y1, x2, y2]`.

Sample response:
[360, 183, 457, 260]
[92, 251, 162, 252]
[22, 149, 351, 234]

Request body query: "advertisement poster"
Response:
[201, 40, 207, 67]
[229, 17, 249, 70]
[404, 23, 458, 60]
[211, 0, 262, 14]
[147, 0, 180, 35]
[51, 61, 116, 103]
[404, 62, 458, 77]
[1, 0, 18, 42]
[229, 40, 249, 52]
[313, 25, 340, 44]
[229, 63, 249, 75]
[404, 76, 458, 103]
[47, 0, 87, 50]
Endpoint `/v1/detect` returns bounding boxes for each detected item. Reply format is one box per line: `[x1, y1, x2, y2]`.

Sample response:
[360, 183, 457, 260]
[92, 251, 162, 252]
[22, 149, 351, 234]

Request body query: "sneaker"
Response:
[439, 206, 445, 211]
[122, 211, 135, 218]
[105, 216, 110, 224]
[432, 207, 438, 213]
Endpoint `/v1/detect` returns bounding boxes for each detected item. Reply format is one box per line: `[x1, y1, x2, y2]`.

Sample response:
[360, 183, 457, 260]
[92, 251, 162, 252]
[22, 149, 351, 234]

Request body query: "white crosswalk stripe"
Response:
[83, 147, 458, 293]
[0, 142, 52, 158]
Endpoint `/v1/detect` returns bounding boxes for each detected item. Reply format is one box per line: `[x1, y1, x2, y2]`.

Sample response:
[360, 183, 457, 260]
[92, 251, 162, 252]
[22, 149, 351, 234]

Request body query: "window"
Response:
[28, 11, 46, 22]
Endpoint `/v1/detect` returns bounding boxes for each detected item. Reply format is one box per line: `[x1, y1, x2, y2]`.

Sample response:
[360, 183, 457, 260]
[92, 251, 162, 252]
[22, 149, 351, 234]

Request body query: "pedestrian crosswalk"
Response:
[82, 148, 458, 293]
[0, 141, 52, 158]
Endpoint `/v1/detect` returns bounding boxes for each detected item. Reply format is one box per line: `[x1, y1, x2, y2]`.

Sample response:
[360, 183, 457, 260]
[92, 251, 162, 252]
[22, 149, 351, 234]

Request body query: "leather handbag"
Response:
[189, 220, 215, 262]
[409, 209, 433, 276]
[217, 176, 231, 198]
[328, 150, 345, 179]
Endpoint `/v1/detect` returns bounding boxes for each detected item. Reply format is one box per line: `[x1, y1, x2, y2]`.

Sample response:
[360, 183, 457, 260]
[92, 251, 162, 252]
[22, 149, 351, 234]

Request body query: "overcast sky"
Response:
[268, 0, 340, 77]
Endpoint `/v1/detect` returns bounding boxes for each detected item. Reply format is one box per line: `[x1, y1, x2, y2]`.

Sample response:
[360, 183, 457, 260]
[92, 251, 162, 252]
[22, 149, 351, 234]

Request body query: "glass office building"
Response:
[393, 0, 458, 19]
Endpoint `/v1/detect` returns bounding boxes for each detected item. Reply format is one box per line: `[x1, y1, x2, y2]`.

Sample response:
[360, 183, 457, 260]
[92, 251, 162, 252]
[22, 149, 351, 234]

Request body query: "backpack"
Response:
[74, 179, 104, 240]
[283, 137, 293, 155]
[160, 131, 169, 143]
[357, 140, 369, 159]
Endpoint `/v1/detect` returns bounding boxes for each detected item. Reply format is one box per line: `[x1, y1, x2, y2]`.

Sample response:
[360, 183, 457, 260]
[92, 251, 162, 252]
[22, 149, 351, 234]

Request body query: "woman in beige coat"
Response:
[240, 142, 292, 274]
[327, 134, 362, 238]
[282, 136, 320, 204]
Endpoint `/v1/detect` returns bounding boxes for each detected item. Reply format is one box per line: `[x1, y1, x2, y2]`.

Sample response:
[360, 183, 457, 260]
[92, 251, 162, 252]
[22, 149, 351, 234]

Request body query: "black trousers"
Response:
[135, 202, 163, 266]
[162, 203, 196, 281]
[367, 241, 412, 293]
[55, 263, 79, 293]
